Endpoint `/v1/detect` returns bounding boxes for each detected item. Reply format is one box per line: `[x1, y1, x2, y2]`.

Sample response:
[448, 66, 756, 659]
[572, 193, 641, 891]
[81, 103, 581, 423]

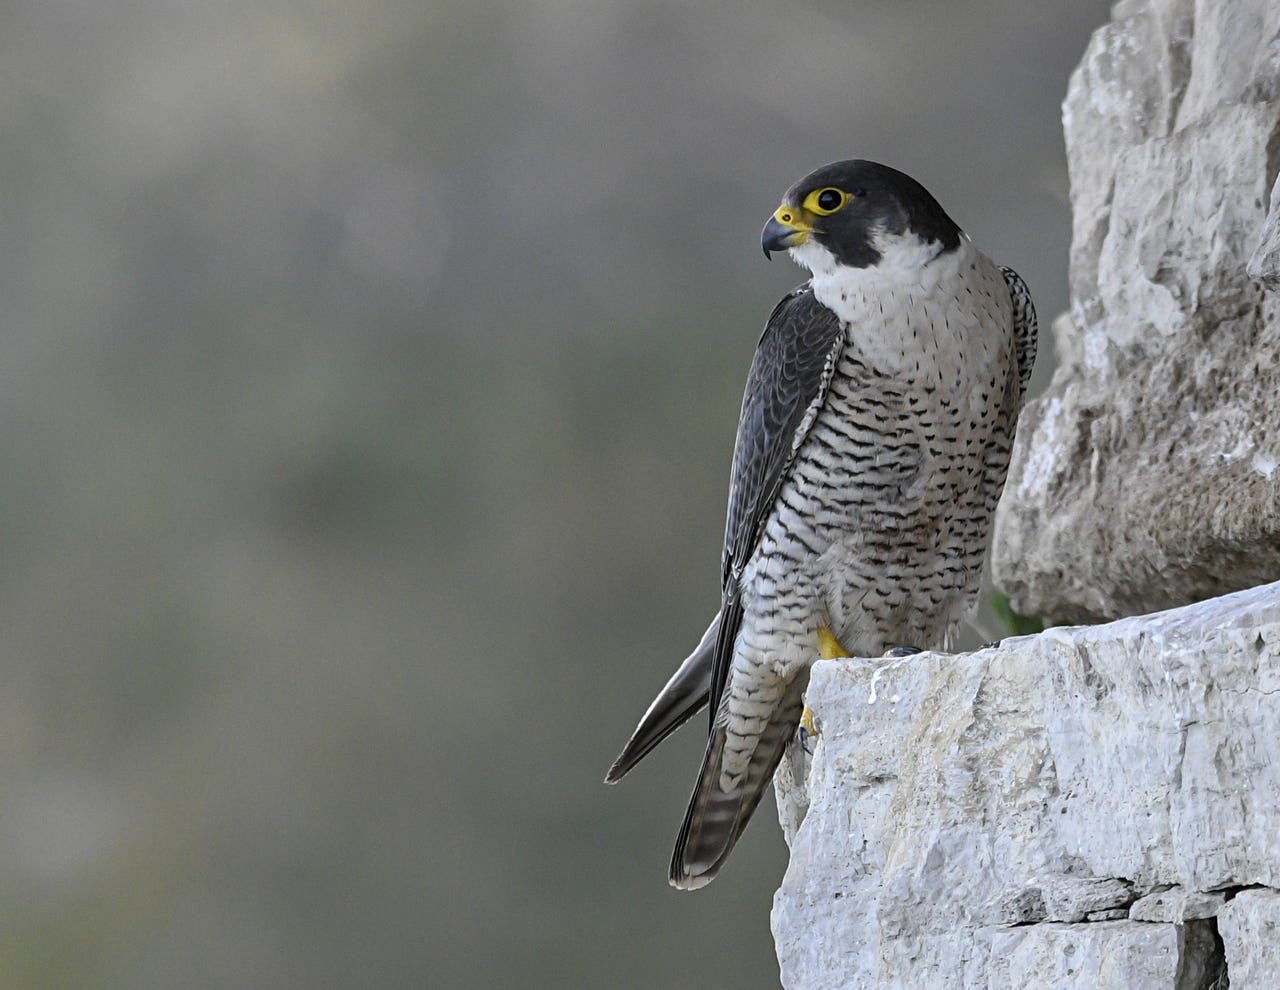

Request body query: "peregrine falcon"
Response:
[606, 160, 1037, 890]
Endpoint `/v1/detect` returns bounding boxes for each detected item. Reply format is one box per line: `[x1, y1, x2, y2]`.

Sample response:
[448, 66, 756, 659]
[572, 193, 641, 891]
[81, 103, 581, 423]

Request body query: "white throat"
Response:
[791, 231, 974, 328]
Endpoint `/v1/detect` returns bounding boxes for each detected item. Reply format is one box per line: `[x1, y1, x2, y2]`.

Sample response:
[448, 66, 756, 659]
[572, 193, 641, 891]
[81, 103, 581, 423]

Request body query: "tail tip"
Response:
[603, 754, 630, 785]
[668, 844, 722, 890]
[668, 869, 716, 891]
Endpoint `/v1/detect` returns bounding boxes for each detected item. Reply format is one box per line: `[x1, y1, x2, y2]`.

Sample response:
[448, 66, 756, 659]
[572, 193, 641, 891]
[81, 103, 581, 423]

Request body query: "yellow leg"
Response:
[800, 627, 851, 750]
[816, 625, 851, 660]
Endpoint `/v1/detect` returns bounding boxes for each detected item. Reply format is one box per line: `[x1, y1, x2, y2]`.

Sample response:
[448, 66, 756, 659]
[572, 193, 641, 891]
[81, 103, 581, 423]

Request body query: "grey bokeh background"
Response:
[0, 2, 1110, 987]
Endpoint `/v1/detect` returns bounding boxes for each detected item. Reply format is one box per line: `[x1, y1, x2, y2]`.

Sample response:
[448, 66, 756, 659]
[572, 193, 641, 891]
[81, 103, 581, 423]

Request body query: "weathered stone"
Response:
[988, 920, 1218, 990]
[1041, 877, 1134, 923]
[1084, 909, 1129, 921]
[992, 0, 1280, 624]
[1129, 885, 1226, 922]
[989, 886, 1047, 926]
[1249, 174, 1280, 287]
[1217, 888, 1280, 990]
[771, 581, 1280, 989]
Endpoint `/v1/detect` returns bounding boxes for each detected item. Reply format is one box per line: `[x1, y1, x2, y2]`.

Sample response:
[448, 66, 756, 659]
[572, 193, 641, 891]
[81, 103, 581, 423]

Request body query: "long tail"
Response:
[604, 613, 718, 784]
[668, 676, 807, 890]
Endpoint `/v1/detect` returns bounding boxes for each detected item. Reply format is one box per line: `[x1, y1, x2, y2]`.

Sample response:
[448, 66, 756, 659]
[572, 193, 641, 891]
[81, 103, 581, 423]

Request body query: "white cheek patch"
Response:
[787, 229, 951, 281]
[807, 233, 974, 329]
[787, 240, 838, 276]
[873, 231, 949, 272]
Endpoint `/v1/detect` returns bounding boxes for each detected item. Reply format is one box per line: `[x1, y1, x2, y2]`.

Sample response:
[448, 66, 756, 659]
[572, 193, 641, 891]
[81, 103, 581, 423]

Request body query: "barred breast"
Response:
[727, 239, 1017, 739]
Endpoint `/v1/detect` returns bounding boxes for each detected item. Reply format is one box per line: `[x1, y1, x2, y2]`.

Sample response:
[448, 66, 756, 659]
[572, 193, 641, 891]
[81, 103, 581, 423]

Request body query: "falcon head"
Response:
[761, 160, 961, 274]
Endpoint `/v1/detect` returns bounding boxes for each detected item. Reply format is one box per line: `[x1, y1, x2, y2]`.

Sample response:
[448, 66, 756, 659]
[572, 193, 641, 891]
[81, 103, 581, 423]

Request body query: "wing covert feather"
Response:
[999, 266, 1038, 406]
[708, 286, 846, 718]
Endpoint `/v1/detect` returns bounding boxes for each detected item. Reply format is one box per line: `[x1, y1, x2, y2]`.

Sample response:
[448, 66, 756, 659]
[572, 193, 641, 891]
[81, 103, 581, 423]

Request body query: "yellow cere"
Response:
[772, 204, 813, 231]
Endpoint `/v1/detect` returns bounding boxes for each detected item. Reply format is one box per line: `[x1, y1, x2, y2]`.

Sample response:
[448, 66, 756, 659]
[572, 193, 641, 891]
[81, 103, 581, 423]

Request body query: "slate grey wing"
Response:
[604, 287, 843, 787]
[669, 285, 846, 889]
[1000, 266, 1038, 406]
[708, 285, 847, 720]
[979, 267, 1038, 521]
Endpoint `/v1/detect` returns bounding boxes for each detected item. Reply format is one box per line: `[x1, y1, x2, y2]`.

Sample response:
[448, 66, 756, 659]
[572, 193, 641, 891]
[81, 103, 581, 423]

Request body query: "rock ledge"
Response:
[772, 580, 1280, 989]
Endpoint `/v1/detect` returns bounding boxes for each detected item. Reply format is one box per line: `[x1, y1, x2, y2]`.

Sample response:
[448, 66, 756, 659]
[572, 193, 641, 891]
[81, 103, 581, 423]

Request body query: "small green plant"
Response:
[991, 590, 1044, 637]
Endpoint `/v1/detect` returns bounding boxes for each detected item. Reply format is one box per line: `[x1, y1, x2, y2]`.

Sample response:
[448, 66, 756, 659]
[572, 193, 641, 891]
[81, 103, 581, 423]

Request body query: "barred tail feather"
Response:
[668, 679, 807, 890]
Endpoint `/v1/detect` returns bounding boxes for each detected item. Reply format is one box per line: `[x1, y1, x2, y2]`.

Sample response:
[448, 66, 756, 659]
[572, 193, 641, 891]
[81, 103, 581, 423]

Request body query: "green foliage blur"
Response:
[992, 590, 1047, 637]
[0, 1, 1108, 987]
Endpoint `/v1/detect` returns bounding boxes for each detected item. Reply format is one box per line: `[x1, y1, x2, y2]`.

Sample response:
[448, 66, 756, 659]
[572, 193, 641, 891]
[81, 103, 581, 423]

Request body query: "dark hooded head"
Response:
[761, 160, 962, 270]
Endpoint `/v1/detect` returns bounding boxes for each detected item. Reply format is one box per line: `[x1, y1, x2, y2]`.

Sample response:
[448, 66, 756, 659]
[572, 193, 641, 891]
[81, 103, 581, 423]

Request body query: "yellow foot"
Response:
[800, 628, 851, 752]
[817, 625, 851, 660]
[798, 705, 817, 754]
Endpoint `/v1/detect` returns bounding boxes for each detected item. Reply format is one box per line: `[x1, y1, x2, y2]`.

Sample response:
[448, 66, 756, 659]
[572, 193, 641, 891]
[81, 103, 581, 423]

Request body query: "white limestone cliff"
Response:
[992, 0, 1280, 624]
[772, 581, 1280, 989]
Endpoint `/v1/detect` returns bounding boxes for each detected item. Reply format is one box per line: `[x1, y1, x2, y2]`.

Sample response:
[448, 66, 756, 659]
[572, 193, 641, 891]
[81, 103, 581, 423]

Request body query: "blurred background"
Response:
[0, 1, 1112, 987]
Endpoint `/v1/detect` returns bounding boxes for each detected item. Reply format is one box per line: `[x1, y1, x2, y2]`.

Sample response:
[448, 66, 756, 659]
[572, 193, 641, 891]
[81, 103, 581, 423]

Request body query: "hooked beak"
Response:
[761, 206, 812, 258]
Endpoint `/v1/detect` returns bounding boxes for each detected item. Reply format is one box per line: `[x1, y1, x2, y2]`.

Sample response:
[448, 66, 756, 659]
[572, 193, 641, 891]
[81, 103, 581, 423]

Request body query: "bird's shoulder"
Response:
[739, 283, 846, 438]
[750, 282, 846, 375]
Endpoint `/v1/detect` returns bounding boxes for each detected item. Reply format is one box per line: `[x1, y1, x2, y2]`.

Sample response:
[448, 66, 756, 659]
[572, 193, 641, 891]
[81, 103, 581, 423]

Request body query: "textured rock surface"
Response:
[1218, 888, 1280, 990]
[1129, 885, 1226, 923]
[1250, 173, 1280, 287]
[992, 0, 1280, 623]
[988, 921, 1219, 990]
[1041, 877, 1135, 923]
[771, 581, 1280, 989]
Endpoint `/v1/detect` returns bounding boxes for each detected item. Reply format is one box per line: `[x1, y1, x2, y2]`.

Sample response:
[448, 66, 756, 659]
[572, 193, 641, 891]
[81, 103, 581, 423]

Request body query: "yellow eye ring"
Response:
[803, 187, 849, 216]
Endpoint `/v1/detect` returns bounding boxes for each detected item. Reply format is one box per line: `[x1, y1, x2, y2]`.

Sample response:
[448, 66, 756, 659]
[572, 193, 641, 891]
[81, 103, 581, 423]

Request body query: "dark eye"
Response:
[817, 189, 843, 211]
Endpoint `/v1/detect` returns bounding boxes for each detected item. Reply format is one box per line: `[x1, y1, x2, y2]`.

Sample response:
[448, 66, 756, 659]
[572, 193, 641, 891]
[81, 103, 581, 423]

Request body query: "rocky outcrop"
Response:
[1250, 174, 1280, 288]
[991, 0, 1280, 624]
[771, 580, 1280, 989]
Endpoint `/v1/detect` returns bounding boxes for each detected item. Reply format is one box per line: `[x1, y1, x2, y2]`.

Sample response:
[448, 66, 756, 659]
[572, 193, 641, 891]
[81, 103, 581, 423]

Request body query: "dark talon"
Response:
[883, 645, 923, 658]
[981, 639, 1003, 650]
